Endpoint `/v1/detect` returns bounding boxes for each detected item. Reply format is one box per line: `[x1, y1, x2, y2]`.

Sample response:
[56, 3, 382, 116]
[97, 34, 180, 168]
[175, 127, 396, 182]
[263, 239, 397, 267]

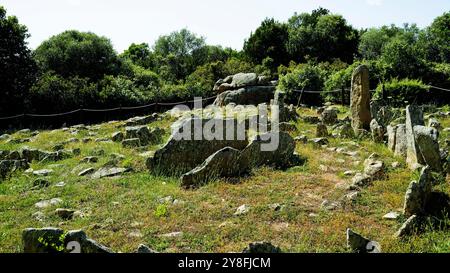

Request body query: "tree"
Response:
[121, 43, 154, 69]
[152, 29, 206, 81]
[423, 12, 450, 63]
[34, 30, 120, 81]
[243, 18, 289, 70]
[0, 6, 36, 115]
[287, 8, 359, 64]
[380, 27, 426, 80]
[358, 25, 400, 60]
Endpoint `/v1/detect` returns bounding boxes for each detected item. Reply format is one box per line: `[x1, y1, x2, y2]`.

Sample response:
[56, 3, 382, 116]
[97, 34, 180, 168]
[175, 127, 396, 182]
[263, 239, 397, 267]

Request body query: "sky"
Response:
[2, 0, 450, 53]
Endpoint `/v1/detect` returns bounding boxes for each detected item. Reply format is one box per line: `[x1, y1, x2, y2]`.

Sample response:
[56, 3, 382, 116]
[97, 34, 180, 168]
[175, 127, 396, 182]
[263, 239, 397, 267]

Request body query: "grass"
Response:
[0, 105, 449, 253]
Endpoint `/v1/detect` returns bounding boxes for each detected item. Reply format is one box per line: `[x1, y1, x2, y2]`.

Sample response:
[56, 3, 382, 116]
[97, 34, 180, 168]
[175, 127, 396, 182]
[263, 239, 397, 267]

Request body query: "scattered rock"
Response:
[80, 156, 98, 164]
[160, 232, 184, 238]
[346, 229, 380, 253]
[124, 114, 157, 127]
[383, 211, 400, 220]
[137, 244, 158, 253]
[294, 135, 308, 144]
[22, 228, 113, 253]
[78, 168, 95, 177]
[55, 208, 76, 220]
[33, 179, 50, 188]
[33, 169, 53, 177]
[122, 138, 141, 148]
[242, 242, 282, 253]
[363, 154, 385, 180]
[111, 132, 124, 142]
[91, 167, 130, 179]
[234, 204, 250, 216]
[34, 198, 63, 209]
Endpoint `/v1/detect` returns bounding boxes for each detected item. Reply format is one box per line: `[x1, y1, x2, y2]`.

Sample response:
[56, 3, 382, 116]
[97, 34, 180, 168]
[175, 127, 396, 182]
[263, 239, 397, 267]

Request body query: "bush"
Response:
[374, 78, 430, 107]
[324, 60, 385, 103]
[98, 75, 153, 107]
[278, 63, 326, 105]
[27, 72, 97, 113]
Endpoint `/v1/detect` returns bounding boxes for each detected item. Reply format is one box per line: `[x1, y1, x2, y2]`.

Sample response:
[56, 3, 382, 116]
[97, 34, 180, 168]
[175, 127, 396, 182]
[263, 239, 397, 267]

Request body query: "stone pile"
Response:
[213, 73, 277, 106]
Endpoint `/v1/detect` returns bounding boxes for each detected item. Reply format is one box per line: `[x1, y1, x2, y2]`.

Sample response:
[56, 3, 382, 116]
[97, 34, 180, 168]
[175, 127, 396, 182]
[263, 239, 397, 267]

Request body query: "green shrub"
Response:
[98, 75, 151, 107]
[324, 60, 385, 103]
[27, 72, 97, 112]
[374, 78, 430, 107]
[278, 63, 326, 105]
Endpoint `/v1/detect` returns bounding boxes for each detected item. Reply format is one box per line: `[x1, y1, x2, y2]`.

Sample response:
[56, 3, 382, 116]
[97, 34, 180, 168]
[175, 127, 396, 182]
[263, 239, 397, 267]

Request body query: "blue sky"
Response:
[2, 0, 450, 53]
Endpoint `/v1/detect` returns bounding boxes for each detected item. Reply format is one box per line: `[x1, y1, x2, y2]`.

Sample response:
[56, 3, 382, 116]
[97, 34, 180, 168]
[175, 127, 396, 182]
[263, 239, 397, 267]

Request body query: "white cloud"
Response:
[366, 0, 383, 6]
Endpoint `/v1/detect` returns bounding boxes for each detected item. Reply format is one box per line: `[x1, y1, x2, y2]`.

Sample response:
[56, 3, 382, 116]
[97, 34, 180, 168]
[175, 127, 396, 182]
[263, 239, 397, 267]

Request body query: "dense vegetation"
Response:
[0, 6, 449, 115]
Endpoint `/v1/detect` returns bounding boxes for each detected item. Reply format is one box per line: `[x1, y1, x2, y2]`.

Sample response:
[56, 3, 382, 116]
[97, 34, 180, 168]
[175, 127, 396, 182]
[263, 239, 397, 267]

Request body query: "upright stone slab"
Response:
[350, 65, 371, 135]
[387, 125, 397, 152]
[405, 105, 425, 169]
[414, 126, 442, 172]
[395, 124, 407, 158]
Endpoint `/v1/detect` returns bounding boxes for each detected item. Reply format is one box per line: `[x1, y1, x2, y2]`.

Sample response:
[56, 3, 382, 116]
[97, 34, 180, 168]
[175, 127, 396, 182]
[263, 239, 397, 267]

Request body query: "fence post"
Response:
[341, 86, 345, 106]
[296, 87, 305, 108]
[382, 83, 387, 101]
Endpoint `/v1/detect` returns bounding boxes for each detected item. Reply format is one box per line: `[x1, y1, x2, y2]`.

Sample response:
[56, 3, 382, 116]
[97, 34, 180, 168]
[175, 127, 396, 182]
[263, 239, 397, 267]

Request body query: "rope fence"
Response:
[0, 84, 449, 129]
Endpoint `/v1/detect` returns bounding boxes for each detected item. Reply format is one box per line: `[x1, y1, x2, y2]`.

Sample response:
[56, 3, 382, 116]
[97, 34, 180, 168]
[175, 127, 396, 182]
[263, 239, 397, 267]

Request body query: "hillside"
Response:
[1, 104, 449, 253]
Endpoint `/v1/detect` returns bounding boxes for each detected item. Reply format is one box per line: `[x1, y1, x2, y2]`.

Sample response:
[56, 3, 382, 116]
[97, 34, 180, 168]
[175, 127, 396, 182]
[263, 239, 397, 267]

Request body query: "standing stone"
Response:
[395, 124, 407, 158]
[406, 105, 425, 169]
[370, 119, 385, 143]
[320, 107, 338, 125]
[387, 125, 397, 152]
[414, 126, 442, 172]
[403, 166, 432, 217]
[316, 123, 329, 137]
[350, 65, 371, 135]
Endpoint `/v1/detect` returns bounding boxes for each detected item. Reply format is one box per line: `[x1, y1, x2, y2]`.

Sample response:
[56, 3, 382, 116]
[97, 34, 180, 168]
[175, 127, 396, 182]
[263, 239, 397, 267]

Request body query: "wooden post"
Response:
[296, 87, 305, 108]
[382, 83, 387, 101]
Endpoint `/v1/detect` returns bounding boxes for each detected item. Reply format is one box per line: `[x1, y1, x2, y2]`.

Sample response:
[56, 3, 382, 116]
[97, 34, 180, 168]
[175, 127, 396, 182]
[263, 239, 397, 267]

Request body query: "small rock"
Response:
[242, 242, 282, 253]
[383, 211, 400, 220]
[54, 182, 66, 187]
[55, 208, 76, 220]
[78, 168, 95, 177]
[80, 156, 98, 164]
[33, 179, 50, 188]
[234, 204, 250, 216]
[34, 198, 63, 209]
[137, 244, 158, 253]
[32, 169, 53, 176]
[346, 229, 380, 253]
[160, 232, 183, 238]
[32, 211, 46, 222]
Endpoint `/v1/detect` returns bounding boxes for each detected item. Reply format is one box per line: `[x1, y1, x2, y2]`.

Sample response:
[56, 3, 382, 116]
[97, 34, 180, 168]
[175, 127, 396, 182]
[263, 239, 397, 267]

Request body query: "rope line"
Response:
[0, 95, 218, 120]
[0, 84, 448, 120]
[428, 85, 450, 92]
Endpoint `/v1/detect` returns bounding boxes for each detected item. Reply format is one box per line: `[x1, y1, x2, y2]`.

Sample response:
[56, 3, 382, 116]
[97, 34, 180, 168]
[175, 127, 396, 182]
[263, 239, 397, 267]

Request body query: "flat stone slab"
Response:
[91, 167, 130, 179]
